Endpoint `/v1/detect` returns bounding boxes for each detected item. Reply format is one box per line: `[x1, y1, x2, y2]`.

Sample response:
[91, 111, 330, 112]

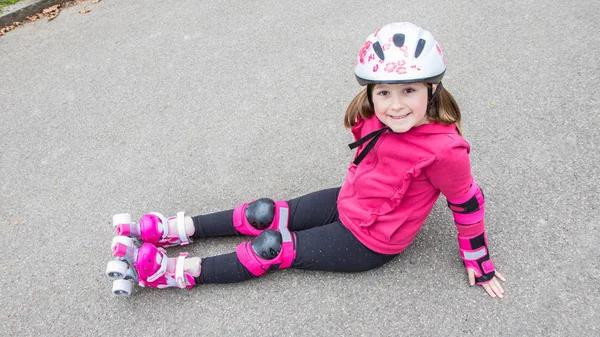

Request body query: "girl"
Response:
[107, 22, 506, 298]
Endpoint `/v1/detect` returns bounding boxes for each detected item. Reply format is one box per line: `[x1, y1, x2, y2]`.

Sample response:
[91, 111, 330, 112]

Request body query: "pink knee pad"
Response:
[236, 229, 297, 277]
[458, 231, 495, 284]
[233, 199, 289, 236]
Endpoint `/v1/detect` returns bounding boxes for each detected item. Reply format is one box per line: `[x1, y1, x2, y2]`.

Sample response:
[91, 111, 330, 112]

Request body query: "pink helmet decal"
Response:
[354, 22, 446, 85]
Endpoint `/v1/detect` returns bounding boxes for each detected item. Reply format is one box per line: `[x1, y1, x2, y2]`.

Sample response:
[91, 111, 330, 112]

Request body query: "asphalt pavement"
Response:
[1, 0, 599, 336]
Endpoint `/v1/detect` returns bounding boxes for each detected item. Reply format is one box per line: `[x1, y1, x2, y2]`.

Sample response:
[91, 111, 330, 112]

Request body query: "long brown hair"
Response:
[343, 83, 463, 136]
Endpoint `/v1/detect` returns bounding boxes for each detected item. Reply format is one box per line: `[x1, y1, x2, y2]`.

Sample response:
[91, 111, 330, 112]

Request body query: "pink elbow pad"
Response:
[447, 183, 485, 225]
[458, 232, 496, 284]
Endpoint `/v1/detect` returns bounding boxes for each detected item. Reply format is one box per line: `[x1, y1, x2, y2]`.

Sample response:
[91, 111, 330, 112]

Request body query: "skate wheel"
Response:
[113, 213, 132, 228]
[111, 235, 134, 248]
[106, 260, 129, 280]
[112, 279, 132, 297]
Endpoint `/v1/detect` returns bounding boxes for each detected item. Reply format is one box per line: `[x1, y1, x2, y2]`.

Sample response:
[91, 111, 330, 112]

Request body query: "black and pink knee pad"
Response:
[233, 199, 296, 276]
[233, 198, 289, 236]
[236, 229, 297, 276]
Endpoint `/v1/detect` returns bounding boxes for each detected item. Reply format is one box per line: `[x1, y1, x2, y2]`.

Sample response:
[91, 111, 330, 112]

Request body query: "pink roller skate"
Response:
[112, 212, 192, 247]
[105, 235, 201, 296]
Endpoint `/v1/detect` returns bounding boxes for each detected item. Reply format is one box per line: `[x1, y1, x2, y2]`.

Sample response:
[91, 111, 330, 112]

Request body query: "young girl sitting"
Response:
[107, 22, 505, 298]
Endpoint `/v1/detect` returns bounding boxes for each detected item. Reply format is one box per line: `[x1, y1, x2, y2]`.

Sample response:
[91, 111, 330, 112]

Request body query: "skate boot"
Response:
[105, 235, 201, 296]
[113, 212, 193, 247]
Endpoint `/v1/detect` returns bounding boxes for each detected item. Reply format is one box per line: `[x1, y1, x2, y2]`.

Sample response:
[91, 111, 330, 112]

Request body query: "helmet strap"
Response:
[366, 84, 375, 110]
[427, 82, 444, 110]
[427, 82, 443, 116]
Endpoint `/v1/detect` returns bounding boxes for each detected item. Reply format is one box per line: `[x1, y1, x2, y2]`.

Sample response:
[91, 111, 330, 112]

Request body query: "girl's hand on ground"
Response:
[467, 269, 506, 298]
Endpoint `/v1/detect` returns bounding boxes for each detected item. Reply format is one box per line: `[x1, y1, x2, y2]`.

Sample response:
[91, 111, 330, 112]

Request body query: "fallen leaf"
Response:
[92, 0, 101, 3]
[79, 7, 91, 14]
[13, 220, 20, 225]
[46, 7, 61, 21]
[26, 14, 40, 22]
[43, 5, 60, 14]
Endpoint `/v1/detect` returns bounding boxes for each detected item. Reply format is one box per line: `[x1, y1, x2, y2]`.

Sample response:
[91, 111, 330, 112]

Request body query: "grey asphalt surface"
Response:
[1, 0, 599, 336]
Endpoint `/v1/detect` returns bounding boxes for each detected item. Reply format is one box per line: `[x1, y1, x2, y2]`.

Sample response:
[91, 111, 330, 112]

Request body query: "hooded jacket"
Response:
[337, 116, 485, 255]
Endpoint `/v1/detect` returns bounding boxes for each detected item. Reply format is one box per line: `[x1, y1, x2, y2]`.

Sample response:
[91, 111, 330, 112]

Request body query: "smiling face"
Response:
[371, 82, 432, 133]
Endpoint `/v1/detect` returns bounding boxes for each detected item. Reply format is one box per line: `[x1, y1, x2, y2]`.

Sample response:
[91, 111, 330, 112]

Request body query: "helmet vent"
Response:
[373, 42, 385, 61]
[392, 34, 405, 47]
[415, 38, 426, 58]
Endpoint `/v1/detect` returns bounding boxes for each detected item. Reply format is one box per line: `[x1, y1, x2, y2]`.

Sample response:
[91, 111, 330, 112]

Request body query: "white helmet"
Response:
[354, 22, 446, 86]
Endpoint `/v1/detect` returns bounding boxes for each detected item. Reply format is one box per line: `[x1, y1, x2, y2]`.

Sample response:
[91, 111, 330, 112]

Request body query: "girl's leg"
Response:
[194, 221, 397, 285]
[110, 189, 350, 290]
[195, 253, 256, 284]
[192, 209, 239, 237]
[191, 187, 340, 238]
[292, 222, 397, 272]
[113, 188, 341, 248]
[286, 187, 340, 232]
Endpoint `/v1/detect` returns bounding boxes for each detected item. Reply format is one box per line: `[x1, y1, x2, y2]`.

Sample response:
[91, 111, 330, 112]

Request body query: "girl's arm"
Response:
[447, 182, 505, 298]
[427, 139, 506, 298]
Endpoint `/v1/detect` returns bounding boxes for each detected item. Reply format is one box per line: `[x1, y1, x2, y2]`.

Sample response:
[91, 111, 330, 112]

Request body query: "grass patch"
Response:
[0, 0, 20, 14]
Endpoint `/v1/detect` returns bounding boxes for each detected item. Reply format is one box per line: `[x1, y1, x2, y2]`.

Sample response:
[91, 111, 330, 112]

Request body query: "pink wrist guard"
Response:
[457, 232, 495, 284]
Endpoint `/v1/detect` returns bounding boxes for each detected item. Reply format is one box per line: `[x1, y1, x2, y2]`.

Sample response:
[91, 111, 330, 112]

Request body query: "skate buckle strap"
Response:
[147, 247, 169, 283]
[175, 252, 189, 288]
[177, 212, 189, 245]
[151, 211, 190, 246]
[151, 212, 171, 239]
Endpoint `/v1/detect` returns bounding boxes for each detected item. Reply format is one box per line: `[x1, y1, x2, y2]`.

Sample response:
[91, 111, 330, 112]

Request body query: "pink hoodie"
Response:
[337, 116, 485, 254]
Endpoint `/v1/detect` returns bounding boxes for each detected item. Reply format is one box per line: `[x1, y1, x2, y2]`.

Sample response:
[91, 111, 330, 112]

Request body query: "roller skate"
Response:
[105, 235, 201, 296]
[113, 212, 193, 247]
[106, 213, 200, 296]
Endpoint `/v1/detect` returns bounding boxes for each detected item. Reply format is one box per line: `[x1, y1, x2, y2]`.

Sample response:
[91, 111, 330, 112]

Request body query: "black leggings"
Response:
[192, 187, 398, 284]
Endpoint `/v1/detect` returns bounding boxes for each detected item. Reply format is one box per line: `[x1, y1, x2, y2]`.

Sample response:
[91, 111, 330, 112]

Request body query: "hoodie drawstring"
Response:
[348, 126, 391, 166]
